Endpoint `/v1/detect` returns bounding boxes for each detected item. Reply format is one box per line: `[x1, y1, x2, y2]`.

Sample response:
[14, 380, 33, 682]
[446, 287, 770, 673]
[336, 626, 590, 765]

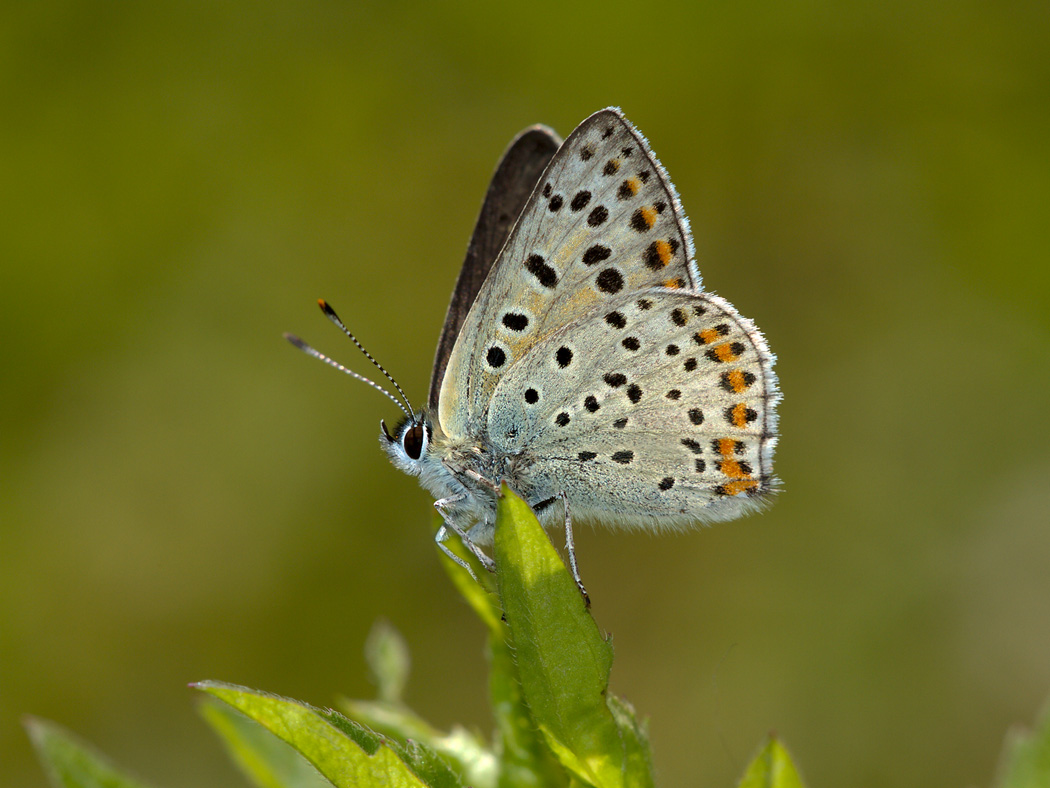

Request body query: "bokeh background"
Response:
[3, 2, 1048, 786]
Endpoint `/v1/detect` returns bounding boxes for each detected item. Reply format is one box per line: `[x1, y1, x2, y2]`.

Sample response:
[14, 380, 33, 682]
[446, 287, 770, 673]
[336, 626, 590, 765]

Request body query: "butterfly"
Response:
[287, 108, 780, 594]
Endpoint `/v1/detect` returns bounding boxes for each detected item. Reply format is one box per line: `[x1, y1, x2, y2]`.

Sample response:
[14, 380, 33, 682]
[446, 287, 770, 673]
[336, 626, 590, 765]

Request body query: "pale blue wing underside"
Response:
[430, 108, 779, 529]
[439, 108, 699, 438]
[487, 288, 778, 525]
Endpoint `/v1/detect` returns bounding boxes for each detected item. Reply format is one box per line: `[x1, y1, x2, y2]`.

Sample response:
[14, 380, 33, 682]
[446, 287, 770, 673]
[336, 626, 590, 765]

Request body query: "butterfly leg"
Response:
[560, 492, 590, 607]
[434, 523, 483, 582]
[434, 495, 497, 576]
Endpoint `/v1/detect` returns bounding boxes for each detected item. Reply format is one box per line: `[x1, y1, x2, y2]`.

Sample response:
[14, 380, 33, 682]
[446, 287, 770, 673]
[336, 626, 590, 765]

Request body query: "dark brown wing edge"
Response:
[427, 124, 562, 411]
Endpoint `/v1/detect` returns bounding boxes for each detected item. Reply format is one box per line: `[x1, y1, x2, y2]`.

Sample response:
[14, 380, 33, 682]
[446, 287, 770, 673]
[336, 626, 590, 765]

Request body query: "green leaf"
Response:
[340, 697, 497, 788]
[487, 614, 570, 788]
[434, 513, 568, 788]
[24, 717, 155, 788]
[194, 680, 463, 788]
[996, 702, 1050, 788]
[364, 619, 411, 704]
[200, 697, 332, 788]
[493, 486, 654, 788]
[606, 695, 654, 782]
[737, 736, 806, 788]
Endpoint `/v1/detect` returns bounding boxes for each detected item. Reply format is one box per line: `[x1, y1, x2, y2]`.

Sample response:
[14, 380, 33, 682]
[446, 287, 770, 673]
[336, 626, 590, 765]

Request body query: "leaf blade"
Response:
[737, 736, 806, 788]
[194, 680, 462, 788]
[24, 717, 155, 788]
[493, 487, 653, 788]
[199, 697, 332, 788]
[434, 512, 569, 788]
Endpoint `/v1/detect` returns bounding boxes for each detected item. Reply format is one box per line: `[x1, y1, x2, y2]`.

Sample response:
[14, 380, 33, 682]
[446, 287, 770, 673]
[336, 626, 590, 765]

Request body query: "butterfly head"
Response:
[381, 413, 432, 477]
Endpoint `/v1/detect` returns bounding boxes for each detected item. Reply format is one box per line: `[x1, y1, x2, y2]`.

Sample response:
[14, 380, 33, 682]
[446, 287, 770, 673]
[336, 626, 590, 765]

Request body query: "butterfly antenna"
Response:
[284, 332, 412, 419]
[309, 299, 416, 417]
[283, 332, 413, 420]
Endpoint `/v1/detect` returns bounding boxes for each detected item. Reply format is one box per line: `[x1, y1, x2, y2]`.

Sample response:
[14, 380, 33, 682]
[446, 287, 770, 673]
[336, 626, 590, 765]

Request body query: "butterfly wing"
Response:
[428, 125, 562, 412]
[439, 108, 700, 438]
[487, 287, 779, 524]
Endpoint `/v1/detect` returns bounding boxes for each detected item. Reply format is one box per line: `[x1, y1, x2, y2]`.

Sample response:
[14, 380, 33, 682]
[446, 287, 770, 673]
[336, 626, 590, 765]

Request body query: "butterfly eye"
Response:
[403, 424, 425, 460]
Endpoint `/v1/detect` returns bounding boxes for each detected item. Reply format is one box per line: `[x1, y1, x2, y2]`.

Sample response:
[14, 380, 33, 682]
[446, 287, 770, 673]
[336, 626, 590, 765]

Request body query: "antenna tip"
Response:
[284, 333, 309, 351]
[318, 299, 346, 327]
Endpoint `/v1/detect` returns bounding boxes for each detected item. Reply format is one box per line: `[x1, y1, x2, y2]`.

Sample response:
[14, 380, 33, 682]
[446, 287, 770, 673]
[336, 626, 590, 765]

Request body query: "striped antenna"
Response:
[284, 300, 415, 419]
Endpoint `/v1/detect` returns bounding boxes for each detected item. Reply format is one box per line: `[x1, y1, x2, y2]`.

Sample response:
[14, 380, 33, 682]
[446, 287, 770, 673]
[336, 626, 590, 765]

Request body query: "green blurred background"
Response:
[3, 2, 1048, 786]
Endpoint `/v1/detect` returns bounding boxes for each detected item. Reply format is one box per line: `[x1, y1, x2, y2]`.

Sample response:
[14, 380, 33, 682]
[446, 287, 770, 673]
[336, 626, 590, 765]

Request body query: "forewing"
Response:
[439, 108, 699, 437]
[487, 288, 779, 524]
[429, 124, 561, 411]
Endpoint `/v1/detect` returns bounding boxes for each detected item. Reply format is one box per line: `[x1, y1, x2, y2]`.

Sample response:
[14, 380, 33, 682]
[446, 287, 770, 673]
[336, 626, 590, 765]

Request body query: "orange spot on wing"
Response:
[720, 479, 759, 496]
[712, 342, 741, 362]
[730, 403, 750, 428]
[639, 206, 657, 228]
[625, 177, 639, 195]
[663, 278, 683, 289]
[719, 459, 750, 478]
[654, 239, 672, 266]
[717, 438, 736, 457]
[726, 370, 751, 393]
[698, 328, 721, 344]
